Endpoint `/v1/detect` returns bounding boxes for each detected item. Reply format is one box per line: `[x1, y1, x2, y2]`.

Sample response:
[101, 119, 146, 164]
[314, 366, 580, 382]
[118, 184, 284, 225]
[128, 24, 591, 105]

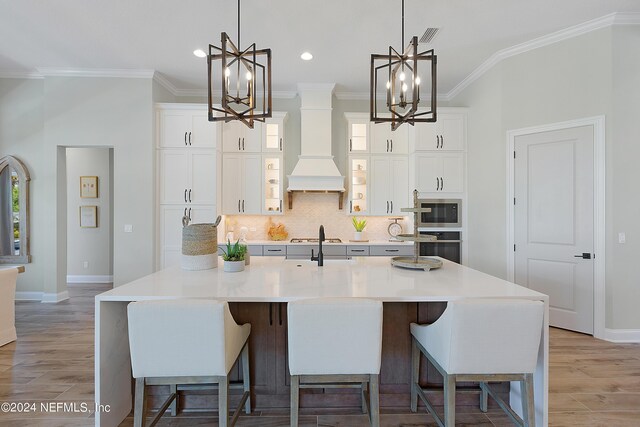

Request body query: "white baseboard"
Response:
[603, 328, 640, 343]
[15, 291, 44, 301]
[41, 291, 69, 303]
[66, 275, 113, 284]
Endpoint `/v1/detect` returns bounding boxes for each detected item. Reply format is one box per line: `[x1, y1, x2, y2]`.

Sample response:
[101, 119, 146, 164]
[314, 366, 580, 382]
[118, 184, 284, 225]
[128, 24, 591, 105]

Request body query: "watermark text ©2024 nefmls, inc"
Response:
[1, 401, 111, 415]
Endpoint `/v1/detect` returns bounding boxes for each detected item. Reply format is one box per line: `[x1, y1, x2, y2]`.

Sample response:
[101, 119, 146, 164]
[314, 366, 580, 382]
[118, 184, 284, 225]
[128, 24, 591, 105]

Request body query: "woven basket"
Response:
[181, 224, 218, 270]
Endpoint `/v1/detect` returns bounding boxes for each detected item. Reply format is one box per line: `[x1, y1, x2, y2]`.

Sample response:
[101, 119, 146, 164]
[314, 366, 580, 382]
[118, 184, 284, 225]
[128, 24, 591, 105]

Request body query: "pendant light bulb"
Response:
[245, 71, 252, 80]
[224, 67, 231, 77]
[415, 76, 421, 85]
[402, 83, 408, 92]
[399, 72, 406, 82]
[386, 81, 391, 89]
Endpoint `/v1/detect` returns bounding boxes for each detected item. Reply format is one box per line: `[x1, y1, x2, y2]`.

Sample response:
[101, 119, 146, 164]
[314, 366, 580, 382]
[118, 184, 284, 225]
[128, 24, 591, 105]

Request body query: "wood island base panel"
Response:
[94, 257, 549, 427]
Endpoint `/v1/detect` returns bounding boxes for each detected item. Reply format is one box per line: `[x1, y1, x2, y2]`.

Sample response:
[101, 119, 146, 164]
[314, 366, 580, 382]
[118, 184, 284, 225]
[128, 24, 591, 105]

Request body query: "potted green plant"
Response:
[352, 217, 367, 241]
[221, 240, 246, 272]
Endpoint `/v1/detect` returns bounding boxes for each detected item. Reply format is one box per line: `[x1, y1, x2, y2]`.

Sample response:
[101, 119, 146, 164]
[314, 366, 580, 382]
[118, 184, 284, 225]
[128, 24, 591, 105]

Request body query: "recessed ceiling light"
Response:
[193, 49, 206, 58]
[300, 52, 313, 61]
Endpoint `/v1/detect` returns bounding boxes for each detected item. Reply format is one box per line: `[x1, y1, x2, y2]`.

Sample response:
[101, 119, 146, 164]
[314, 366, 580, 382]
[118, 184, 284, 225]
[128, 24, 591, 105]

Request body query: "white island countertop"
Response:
[97, 257, 545, 302]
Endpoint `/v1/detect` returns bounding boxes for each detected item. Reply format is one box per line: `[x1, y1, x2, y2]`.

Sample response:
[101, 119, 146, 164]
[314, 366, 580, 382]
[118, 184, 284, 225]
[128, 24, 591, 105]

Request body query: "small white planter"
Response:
[223, 260, 245, 273]
[353, 231, 364, 241]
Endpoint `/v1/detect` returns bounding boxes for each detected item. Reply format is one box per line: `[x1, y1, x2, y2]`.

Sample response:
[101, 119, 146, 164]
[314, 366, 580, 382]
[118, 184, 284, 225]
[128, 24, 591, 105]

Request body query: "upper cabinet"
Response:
[158, 106, 217, 148]
[263, 113, 287, 152]
[346, 113, 369, 153]
[413, 111, 467, 152]
[222, 121, 263, 152]
[370, 122, 409, 154]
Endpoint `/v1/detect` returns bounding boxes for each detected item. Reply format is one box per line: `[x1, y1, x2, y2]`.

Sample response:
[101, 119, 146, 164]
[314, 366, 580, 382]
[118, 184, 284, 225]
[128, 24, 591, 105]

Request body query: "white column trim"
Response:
[506, 116, 606, 339]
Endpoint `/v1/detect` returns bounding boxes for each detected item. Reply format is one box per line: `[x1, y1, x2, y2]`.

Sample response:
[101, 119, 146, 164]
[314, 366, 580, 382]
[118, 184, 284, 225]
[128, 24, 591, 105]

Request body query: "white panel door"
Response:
[242, 122, 263, 153]
[159, 205, 186, 268]
[514, 125, 594, 334]
[159, 151, 189, 204]
[414, 122, 438, 151]
[189, 151, 217, 205]
[441, 153, 464, 192]
[439, 114, 465, 150]
[222, 122, 244, 152]
[389, 157, 409, 215]
[190, 113, 216, 148]
[389, 126, 409, 154]
[160, 111, 190, 148]
[371, 123, 392, 154]
[242, 155, 262, 214]
[369, 157, 391, 215]
[221, 154, 243, 214]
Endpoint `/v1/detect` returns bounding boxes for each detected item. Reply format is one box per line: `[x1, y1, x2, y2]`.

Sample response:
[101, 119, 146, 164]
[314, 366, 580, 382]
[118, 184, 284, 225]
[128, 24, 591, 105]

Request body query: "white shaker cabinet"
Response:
[159, 150, 217, 205]
[369, 156, 409, 215]
[159, 108, 216, 148]
[370, 122, 409, 154]
[222, 121, 263, 153]
[413, 112, 465, 151]
[221, 154, 262, 214]
[263, 113, 287, 152]
[415, 152, 464, 193]
[346, 113, 370, 153]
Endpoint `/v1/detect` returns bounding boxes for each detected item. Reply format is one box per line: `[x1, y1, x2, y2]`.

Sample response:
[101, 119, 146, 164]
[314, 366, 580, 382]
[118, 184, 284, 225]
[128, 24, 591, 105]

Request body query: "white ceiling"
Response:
[1, 0, 639, 97]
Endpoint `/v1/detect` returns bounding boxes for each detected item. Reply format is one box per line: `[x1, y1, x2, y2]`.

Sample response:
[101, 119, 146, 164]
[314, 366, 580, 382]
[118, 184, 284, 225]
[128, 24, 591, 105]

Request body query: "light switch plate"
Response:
[618, 232, 626, 243]
[124, 224, 133, 233]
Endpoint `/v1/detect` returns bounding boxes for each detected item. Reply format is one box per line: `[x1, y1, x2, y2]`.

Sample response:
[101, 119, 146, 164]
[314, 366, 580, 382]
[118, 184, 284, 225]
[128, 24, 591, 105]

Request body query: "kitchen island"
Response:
[95, 257, 548, 427]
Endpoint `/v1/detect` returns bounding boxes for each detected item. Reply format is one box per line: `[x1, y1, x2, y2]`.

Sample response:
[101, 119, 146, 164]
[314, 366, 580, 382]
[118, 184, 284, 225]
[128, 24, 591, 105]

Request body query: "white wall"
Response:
[451, 25, 640, 329]
[66, 147, 112, 279]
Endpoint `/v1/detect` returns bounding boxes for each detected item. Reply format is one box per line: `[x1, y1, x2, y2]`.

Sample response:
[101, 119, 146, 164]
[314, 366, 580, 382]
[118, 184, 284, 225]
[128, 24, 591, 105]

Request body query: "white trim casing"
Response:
[15, 291, 44, 301]
[41, 291, 70, 303]
[603, 328, 640, 343]
[506, 116, 606, 340]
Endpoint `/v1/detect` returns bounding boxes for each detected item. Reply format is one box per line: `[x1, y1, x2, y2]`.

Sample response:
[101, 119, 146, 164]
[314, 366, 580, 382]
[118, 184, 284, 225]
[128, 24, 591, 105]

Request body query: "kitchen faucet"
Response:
[310, 225, 325, 266]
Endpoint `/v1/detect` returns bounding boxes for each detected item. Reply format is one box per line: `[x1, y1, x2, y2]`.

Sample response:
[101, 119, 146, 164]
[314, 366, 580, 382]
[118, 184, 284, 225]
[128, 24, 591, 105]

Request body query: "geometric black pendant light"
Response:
[370, 0, 437, 130]
[207, 0, 272, 128]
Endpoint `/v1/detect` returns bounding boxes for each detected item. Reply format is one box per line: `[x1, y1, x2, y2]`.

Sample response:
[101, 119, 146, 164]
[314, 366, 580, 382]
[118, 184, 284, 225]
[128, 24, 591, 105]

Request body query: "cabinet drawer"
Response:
[370, 245, 414, 256]
[263, 245, 287, 256]
[218, 244, 263, 256]
[347, 246, 370, 256]
[286, 245, 346, 258]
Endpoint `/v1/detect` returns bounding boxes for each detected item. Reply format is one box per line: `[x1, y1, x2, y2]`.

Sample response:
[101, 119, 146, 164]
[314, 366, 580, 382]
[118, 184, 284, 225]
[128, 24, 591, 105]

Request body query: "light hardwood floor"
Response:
[0, 284, 639, 426]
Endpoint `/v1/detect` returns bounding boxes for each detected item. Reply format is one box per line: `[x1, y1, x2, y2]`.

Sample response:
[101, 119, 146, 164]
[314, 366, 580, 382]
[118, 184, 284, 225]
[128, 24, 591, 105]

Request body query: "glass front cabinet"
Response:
[263, 156, 283, 214]
[348, 156, 368, 215]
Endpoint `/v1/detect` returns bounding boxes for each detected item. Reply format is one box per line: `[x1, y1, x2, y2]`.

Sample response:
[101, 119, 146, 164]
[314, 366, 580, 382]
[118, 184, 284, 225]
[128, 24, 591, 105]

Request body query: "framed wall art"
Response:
[79, 206, 98, 228]
[80, 176, 98, 198]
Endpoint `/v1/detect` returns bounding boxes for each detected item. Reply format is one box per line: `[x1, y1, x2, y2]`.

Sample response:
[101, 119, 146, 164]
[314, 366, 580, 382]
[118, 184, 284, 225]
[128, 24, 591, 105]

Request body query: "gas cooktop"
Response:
[290, 238, 342, 243]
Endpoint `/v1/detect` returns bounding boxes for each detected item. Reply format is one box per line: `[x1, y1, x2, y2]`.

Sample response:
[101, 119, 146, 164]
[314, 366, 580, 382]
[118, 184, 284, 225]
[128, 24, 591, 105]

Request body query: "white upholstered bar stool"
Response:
[127, 299, 251, 427]
[410, 298, 544, 427]
[288, 298, 383, 427]
[0, 267, 19, 347]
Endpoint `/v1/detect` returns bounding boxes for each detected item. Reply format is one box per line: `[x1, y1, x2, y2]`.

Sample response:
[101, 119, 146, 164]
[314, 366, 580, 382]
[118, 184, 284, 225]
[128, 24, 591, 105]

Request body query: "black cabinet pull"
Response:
[238, 200, 241, 212]
[184, 207, 187, 217]
[238, 138, 241, 151]
[267, 249, 282, 252]
[574, 253, 592, 259]
[280, 200, 283, 212]
[278, 303, 283, 326]
[386, 139, 389, 152]
[440, 135, 444, 148]
[188, 208, 191, 220]
[184, 132, 187, 146]
[391, 139, 393, 152]
[386, 201, 389, 214]
[242, 137, 245, 150]
[385, 249, 399, 252]
[279, 137, 283, 151]
[349, 138, 352, 151]
[184, 189, 187, 203]
[269, 303, 273, 326]
[350, 201, 353, 213]
[242, 199, 245, 212]
[188, 132, 192, 146]
[351, 249, 365, 252]
[390, 201, 393, 213]
[440, 177, 443, 191]
[436, 177, 439, 191]
[188, 189, 191, 202]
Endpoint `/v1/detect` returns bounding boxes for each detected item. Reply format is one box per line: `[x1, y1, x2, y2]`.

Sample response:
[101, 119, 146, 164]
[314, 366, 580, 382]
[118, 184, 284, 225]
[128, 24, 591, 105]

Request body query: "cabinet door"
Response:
[189, 150, 217, 204]
[159, 151, 189, 204]
[413, 122, 438, 151]
[263, 156, 283, 214]
[222, 122, 244, 152]
[389, 125, 409, 154]
[389, 157, 409, 215]
[242, 155, 263, 214]
[370, 122, 392, 154]
[348, 120, 369, 153]
[441, 153, 464, 192]
[222, 155, 243, 214]
[369, 157, 391, 215]
[190, 113, 217, 148]
[415, 154, 441, 193]
[160, 111, 190, 148]
[439, 114, 465, 151]
[263, 121, 283, 152]
[187, 205, 218, 224]
[159, 205, 186, 269]
[348, 157, 369, 215]
[242, 122, 263, 153]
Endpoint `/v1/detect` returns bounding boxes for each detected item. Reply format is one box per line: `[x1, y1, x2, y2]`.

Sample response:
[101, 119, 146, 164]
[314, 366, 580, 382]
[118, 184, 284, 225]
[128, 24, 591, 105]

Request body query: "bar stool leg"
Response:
[369, 374, 380, 427]
[522, 373, 535, 427]
[133, 378, 146, 427]
[443, 374, 456, 427]
[410, 338, 420, 412]
[361, 381, 368, 414]
[290, 375, 300, 427]
[169, 384, 177, 416]
[219, 377, 229, 427]
[241, 343, 251, 414]
[479, 381, 488, 412]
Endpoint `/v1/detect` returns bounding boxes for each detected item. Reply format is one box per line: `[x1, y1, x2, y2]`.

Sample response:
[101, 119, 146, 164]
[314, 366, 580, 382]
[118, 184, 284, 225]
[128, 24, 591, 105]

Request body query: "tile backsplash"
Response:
[223, 193, 412, 242]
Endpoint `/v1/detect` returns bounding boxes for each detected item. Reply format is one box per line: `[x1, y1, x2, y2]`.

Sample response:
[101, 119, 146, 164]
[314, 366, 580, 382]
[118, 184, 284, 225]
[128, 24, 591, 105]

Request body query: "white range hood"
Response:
[287, 83, 345, 193]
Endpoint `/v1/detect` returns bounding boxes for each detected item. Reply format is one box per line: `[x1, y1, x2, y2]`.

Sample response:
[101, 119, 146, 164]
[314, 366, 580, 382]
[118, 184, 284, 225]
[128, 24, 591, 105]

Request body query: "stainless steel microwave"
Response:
[417, 199, 462, 227]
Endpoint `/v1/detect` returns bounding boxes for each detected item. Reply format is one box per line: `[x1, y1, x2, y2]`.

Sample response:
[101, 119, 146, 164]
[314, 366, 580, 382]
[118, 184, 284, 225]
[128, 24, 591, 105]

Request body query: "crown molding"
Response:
[0, 70, 43, 79]
[36, 67, 155, 78]
[446, 12, 640, 101]
[152, 72, 179, 95]
[335, 91, 449, 103]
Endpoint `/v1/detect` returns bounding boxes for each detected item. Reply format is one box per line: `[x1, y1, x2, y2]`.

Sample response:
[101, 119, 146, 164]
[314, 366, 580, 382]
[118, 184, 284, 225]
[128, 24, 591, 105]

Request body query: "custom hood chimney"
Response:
[287, 84, 345, 195]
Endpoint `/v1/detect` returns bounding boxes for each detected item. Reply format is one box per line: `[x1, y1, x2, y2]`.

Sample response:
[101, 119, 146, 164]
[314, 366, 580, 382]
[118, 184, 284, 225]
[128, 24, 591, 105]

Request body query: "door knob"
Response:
[574, 253, 591, 259]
